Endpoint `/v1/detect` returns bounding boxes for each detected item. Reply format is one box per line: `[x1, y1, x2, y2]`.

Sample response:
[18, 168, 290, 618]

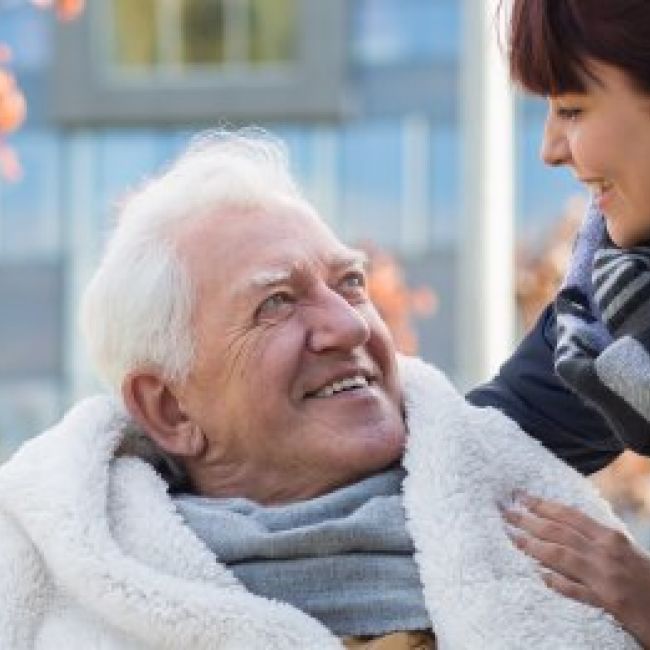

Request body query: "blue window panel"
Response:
[0, 129, 61, 257]
[96, 130, 171, 228]
[153, 130, 196, 167]
[0, 380, 62, 456]
[339, 120, 403, 248]
[0, 5, 52, 71]
[0, 260, 63, 379]
[268, 125, 315, 189]
[516, 100, 583, 236]
[429, 122, 460, 244]
[352, 0, 459, 66]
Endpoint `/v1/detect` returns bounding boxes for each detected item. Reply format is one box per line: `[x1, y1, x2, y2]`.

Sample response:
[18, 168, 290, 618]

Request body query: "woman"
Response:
[469, 1, 650, 646]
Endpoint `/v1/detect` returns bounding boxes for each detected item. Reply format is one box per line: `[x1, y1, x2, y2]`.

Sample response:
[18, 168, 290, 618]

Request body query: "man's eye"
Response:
[256, 292, 294, 318]
[339, 272, 367, 293]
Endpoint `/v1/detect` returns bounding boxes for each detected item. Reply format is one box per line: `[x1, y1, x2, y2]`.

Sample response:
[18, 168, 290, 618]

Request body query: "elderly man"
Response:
[0, 132, 639, 649]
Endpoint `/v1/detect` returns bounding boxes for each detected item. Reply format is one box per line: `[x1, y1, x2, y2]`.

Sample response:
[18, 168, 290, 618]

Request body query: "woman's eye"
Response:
[256, 292, 293, 318]
[556, 107, 582, 121]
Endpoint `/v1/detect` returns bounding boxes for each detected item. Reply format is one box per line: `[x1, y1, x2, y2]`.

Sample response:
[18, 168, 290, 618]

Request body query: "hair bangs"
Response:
[507, 0, 591, 96]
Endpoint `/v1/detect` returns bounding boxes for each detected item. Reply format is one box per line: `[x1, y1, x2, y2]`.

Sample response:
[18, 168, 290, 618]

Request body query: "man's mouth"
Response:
[307, 374, 371, 398]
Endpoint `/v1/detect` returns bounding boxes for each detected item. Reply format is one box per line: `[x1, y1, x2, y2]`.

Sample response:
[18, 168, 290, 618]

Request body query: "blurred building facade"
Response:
[0, 0, 584, 452]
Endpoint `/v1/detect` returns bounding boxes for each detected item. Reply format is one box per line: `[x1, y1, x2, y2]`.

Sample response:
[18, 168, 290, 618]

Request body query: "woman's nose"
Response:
[307, 289, 370, 353]
[540, 116, 571, 167]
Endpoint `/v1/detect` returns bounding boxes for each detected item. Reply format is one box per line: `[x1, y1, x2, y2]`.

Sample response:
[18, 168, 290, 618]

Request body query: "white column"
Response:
[457, 0, 516, 389]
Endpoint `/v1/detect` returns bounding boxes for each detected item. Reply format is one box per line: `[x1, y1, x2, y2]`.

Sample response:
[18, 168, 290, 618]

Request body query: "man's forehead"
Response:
[179, 203, 366, 291]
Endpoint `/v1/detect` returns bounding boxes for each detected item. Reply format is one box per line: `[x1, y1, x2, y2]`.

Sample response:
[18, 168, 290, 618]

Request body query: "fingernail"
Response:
[505, 528, 521, 543]
[514, 491, 534, 508]
[539, 569, 553, 584]
[512, 489, 528, 503]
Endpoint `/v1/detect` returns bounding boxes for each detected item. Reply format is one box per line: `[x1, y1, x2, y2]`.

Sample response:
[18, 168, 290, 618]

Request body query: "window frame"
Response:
[52, 0, 348, 125]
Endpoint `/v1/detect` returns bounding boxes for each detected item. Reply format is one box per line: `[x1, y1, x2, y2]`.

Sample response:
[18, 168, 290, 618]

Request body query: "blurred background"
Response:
[0, 0, 648, 543]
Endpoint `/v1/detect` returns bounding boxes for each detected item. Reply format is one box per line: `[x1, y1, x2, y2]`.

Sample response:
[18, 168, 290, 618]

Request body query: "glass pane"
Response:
[248, 0, 297, 64]
[111, 0, 157, 67]
[0, 5, 51, 71]
[339, 121, 403, 247]
[0, 381, 62, 459]
[181, 0, 226, 65]
[352, 0, 459, 66]
[0, 261, 63, 380]
[0, 130, 61, 257]
[96, 130, 166, 229]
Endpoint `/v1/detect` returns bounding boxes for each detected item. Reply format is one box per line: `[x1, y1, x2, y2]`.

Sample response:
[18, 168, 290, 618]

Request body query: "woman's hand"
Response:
[504, 494, 650, 648]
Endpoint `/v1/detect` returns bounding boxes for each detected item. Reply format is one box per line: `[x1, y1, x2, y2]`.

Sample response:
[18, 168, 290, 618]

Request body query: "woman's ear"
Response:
[121, 372, 206, 458]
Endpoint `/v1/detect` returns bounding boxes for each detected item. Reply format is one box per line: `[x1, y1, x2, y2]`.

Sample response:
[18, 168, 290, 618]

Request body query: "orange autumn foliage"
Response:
[0, 47, 26, 181]
[0, 1, 85, 181]
[0, 68, 27, 134]
[360, 242, 437, 355]
[31, 0, 85, 21]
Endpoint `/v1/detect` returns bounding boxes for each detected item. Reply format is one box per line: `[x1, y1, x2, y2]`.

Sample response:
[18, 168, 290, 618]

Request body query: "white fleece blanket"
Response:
[399, 356, 639, 649]
[0, 355, 639, 649]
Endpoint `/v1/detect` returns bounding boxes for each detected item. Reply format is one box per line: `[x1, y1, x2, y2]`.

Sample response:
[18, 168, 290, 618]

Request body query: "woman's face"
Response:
[541, 60, 650, 247]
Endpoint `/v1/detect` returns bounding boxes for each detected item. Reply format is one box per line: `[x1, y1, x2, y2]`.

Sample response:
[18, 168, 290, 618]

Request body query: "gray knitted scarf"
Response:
[554, 202, 650, 454]
[173, 467, 431, 637]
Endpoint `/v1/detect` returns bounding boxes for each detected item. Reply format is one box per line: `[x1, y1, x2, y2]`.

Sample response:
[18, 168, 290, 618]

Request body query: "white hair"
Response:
[80, 128, 305, 394]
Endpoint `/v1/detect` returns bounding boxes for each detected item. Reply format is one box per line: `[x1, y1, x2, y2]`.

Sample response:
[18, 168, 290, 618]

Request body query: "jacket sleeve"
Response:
[466, 303, 623, 475]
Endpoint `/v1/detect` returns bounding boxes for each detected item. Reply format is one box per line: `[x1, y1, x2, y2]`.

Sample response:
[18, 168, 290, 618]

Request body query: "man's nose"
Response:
[307, 288, 370, 353]
[540, 115, 571, 167]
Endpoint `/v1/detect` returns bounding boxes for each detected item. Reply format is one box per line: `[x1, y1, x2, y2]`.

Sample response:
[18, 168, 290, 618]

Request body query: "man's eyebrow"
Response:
[330, 250, 369, 271]
[234, 251, 369, 299]
[246, 269, 293, 290]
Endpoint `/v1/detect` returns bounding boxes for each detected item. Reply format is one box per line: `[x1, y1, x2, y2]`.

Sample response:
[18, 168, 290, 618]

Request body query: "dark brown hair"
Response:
[505, 0, 650, 96]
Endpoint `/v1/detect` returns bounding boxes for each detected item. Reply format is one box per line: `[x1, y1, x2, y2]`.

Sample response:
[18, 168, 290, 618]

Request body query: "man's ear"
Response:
[121, 372, 206, 458]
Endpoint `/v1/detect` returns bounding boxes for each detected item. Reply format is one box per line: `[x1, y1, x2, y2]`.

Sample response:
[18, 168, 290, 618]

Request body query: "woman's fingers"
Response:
[503, 506, 590, 553]
[517, 494, 601, 540]
[541, 570, 603, 610]
[509, 529, 593, 585]
[503, 493, 650, 647]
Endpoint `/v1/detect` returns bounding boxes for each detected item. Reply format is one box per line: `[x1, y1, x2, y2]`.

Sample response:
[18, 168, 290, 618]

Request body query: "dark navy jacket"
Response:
[466, 303, 627, 475]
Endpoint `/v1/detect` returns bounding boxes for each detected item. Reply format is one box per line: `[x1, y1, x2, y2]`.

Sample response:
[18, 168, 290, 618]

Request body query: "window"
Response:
[0, 5, 52, 71]
[108, 0, 297, 72]
[0, 261, 63, 379]
[52, 0, 347, 123]
[0, 130, 62, 258]
[352, 0, 459, 67]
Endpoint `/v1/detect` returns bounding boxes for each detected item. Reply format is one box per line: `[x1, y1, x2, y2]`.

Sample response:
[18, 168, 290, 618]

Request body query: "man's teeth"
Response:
[314, 375, 368, 398]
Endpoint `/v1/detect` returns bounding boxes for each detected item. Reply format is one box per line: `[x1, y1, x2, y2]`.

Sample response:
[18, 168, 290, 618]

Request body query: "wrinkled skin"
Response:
[168, 199, 406, 504]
